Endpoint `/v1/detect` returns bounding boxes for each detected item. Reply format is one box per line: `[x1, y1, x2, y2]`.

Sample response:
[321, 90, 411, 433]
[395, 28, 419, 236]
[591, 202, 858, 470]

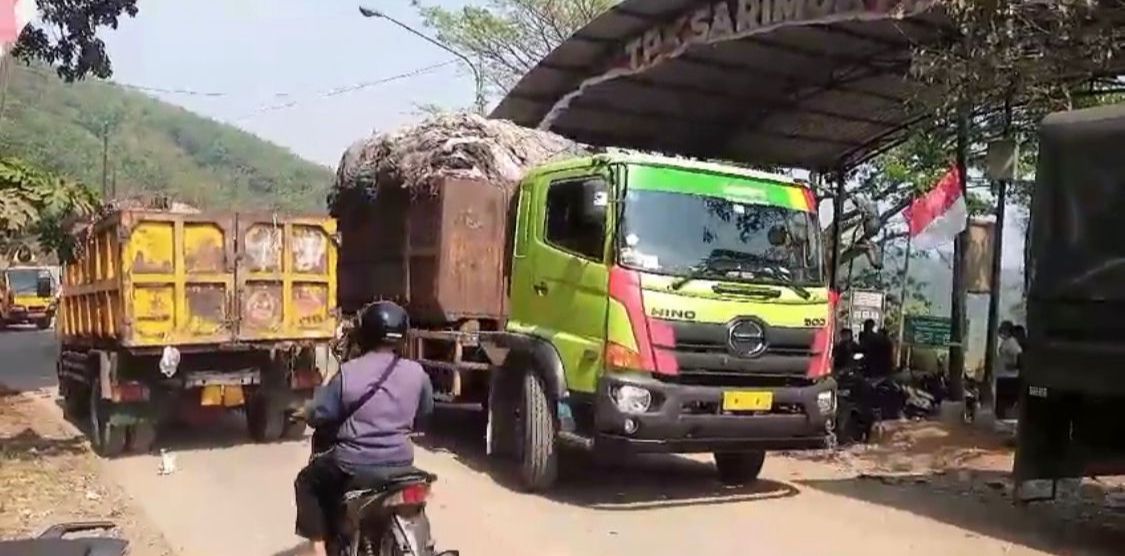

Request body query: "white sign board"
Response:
[848, 289, 886, 331]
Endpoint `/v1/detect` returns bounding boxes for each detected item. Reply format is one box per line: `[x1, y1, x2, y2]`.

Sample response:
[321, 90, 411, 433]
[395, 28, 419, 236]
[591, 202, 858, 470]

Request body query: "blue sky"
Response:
[102, 0, 474, 167]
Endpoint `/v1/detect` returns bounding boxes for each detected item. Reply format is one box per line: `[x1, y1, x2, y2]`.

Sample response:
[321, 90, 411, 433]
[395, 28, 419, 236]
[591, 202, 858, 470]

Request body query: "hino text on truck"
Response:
[334, 115, 837, 491]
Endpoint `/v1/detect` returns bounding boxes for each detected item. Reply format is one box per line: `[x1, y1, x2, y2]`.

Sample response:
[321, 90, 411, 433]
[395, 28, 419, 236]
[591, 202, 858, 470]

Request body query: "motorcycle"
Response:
[835, 353, 881, 444]
[0, 521, 126, 556]
[328, 468, 457, 556]
[962, 375, 980, 424]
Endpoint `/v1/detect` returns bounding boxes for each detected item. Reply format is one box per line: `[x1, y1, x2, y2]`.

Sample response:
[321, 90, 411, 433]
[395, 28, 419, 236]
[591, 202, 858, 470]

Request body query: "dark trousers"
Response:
[996, 376, 1020, 420]
[294, 453, 415, 541]
[294, 454, 350, 540]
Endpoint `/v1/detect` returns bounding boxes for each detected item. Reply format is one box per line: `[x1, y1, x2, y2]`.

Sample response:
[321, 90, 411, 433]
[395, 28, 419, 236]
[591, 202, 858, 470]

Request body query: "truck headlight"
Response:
[612, 385, 652, 414]
[817, 390, 835, 414]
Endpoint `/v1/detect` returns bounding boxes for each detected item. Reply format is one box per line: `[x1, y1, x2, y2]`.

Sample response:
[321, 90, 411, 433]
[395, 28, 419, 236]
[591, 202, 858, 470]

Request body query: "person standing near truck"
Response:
[293, 301, 434, 556]
[995, 321, 1022, 420]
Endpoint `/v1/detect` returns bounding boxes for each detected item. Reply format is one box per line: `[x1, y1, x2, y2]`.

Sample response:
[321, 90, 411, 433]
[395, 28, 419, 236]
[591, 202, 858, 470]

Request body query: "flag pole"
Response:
[896, 237, 913, 368]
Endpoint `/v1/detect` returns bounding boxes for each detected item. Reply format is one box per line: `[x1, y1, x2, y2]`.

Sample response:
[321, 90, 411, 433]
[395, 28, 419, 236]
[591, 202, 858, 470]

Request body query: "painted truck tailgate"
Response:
[59, 210, 337, 348]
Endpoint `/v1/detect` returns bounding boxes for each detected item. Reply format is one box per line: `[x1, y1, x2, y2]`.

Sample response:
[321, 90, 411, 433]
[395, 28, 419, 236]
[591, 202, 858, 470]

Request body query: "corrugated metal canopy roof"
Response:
[491, 0, 955, 171]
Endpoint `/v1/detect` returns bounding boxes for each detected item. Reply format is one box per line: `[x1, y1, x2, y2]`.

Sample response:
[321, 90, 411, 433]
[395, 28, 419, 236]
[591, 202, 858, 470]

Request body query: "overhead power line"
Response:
[9, 59, 460, 109]
[231, 59, 459, 121]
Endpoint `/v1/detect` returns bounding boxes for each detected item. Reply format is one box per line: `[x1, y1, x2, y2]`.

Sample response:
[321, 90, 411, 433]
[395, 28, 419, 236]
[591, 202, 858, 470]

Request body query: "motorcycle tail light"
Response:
[385, 483, 430, 507]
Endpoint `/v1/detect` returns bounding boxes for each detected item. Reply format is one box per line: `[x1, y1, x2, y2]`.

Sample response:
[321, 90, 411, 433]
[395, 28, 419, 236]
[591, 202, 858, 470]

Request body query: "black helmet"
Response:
[356, 301, 409, 351]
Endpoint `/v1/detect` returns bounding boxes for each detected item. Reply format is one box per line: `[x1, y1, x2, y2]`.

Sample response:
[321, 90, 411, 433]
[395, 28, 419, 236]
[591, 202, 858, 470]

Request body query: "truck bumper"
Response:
[593, 372, 836, 454]
[6, 309, 51, 323]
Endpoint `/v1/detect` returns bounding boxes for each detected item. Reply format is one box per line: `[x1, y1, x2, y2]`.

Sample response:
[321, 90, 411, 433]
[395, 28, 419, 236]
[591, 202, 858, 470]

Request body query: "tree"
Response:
[11, 0, 140, 81]
[0, 156, 100, 262]
[413, 0, 617, 97]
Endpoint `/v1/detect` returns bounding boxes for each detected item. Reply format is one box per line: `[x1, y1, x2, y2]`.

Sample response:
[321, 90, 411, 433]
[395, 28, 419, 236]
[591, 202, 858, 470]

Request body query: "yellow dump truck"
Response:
[56, 209, 339, 455]
[1, 265, 58, 329]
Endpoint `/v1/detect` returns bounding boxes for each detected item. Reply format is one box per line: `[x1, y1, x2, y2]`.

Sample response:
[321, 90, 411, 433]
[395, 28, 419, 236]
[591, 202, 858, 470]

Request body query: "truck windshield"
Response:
[7, 269, 49, 295]
[617, 188, 824, 285]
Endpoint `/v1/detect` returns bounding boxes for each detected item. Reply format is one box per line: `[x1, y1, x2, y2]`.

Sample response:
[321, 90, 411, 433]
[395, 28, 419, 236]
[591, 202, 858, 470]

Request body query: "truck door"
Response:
[519, 172, 610, 395]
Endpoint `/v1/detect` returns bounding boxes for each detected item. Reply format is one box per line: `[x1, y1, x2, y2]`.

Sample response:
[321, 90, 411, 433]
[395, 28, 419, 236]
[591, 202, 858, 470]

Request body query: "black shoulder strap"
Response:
[339, 356, 400, 423]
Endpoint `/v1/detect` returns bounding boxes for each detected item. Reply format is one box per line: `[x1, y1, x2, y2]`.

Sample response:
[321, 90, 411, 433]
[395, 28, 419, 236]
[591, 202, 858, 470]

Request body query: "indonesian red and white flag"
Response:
[904, 165, 967, 249]
[0, 0, 36, 53]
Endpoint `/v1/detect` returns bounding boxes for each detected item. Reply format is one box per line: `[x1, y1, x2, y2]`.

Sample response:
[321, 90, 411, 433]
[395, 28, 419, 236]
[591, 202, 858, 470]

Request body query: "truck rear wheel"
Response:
[61, 378, 89, 421]
[517, 371, 558, 492]
[88, 378, 126, 457]
[247, 396, 284, 442]
[283, 416, 308, 440]
[714, 451, 766, 486]
[127, 422, 157, 453]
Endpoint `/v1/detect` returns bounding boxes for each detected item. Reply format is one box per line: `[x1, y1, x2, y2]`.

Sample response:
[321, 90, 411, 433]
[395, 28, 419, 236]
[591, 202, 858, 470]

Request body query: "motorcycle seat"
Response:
[344, 467, 436, 500]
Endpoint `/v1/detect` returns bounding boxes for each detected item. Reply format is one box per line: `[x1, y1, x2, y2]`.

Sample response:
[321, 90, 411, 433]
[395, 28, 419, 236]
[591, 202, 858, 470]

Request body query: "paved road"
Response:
[3, 329, 1123, 556]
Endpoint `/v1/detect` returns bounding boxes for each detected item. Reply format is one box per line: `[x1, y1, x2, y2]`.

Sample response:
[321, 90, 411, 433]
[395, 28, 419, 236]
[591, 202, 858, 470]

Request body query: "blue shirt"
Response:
[309, 351, 433, 471]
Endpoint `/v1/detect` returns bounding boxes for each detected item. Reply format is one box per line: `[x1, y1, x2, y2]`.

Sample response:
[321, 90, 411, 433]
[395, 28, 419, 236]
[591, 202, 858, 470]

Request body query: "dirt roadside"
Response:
[0, 386, 176, 555]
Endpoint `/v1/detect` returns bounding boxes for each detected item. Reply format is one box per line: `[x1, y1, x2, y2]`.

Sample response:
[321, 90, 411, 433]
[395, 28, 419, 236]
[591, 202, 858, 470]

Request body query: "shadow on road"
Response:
[1, 389, 88, 460]
[416, 404, 799, 510]
[798, 471, 1125, 556]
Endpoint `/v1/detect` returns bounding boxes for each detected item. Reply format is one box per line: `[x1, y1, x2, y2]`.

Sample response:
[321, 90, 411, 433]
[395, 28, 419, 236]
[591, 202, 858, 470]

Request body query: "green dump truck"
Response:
[336, 125, 837, 491]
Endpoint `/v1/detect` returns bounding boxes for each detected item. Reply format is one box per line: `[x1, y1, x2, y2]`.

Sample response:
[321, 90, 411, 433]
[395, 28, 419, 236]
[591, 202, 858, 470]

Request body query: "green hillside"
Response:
[0, 63, 331, 212]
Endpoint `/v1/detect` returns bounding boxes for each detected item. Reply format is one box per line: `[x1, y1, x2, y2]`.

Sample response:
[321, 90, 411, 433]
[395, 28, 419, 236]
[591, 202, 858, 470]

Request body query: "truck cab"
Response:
[493, 153, 836, 488]
[1, 266, 58, 329]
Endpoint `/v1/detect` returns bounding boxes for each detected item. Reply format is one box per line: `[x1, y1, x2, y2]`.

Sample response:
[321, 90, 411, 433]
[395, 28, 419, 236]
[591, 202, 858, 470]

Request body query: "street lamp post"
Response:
[358, 5, 487, 115]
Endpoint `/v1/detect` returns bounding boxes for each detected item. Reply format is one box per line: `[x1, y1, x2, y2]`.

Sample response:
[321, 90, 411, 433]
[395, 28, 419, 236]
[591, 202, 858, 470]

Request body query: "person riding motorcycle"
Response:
[293, 301, 434, 556]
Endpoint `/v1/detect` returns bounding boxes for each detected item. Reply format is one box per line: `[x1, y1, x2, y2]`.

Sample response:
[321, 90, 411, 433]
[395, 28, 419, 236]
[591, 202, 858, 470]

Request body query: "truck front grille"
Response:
[655, 320, 815, 378]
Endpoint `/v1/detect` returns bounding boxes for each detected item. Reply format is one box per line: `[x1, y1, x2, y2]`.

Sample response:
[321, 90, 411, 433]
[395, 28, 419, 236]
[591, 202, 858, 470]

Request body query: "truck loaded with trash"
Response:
[55, 198, 339, 456]
[332, 114, 838, 491]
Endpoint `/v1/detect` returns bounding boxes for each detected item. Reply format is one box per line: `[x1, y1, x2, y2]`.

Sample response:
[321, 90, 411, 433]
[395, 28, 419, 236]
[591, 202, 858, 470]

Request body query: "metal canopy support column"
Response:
[830, 168, 846, 292]
[948, 109, 970, 403]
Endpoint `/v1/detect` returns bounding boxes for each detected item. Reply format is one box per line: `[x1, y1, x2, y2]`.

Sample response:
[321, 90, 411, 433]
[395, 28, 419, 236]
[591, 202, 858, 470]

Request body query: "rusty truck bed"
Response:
[336, 177, 512, 326]
[58, 210, 337, 349]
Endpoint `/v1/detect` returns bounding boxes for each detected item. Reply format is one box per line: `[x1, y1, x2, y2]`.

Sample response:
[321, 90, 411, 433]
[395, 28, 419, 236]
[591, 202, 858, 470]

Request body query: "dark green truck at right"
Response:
[1016, 102, 1125, 501]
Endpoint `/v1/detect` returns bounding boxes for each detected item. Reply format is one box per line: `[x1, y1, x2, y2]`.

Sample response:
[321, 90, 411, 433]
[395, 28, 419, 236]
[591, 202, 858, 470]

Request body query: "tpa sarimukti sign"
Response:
[620, 0, 935, 72]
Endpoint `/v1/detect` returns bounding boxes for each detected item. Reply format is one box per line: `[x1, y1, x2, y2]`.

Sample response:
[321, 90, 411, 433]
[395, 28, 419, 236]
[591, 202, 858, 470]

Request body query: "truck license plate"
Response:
[722, 391, 773, 411]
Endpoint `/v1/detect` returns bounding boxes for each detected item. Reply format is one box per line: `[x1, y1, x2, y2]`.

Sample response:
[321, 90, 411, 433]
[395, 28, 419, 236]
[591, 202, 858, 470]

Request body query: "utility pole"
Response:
[948, 108, 971, 402]
[896, 239, 913, 367]
[982, 98, 1014, 410]
[101, 122, 110, 198]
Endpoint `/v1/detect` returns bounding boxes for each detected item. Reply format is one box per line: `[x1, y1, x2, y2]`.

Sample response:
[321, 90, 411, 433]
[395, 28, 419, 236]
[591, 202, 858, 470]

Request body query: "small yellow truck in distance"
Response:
[1, 265, 58, 329]
[56, 207, 339, 455]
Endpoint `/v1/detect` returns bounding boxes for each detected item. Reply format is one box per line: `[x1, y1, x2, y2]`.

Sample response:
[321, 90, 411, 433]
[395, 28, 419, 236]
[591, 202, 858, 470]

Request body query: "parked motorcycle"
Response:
[0, 521, 126, 556]
[962, 375, 980, 424]
[327, 469, 457, 556]
[835, 353, 881, 444]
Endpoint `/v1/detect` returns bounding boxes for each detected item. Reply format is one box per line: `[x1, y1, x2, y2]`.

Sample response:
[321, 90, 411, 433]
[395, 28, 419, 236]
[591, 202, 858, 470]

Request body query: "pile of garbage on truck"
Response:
[330, 112, 587, 209]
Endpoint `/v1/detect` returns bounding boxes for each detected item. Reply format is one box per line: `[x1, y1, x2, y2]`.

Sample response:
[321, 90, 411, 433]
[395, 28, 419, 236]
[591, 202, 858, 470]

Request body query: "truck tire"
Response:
[88, 378, 126, 457]
[36, 318, 51, 330]
[283, 417, 308, 440]
[61, 378, 89, 421]
[127, 422, 157, 453]
[714, 451, 766, 486]
[517, 371, 558, 492]
[247, 396, 284, 442]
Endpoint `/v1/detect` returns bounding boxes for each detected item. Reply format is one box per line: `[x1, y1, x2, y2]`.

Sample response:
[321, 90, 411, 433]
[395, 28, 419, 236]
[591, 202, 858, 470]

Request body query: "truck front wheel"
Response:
[714, 451, 766, 486]
[517, 371, 558, 492]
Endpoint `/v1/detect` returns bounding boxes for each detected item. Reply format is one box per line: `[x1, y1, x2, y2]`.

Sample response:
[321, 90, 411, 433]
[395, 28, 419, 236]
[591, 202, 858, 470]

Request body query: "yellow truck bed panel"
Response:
[59, 210, 337, 348]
